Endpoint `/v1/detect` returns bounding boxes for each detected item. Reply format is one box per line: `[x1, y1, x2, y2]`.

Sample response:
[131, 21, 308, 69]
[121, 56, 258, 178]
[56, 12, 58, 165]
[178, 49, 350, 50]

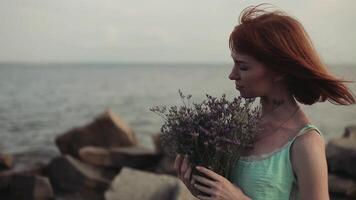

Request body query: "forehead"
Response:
[231, 52, 258, 62]
[231, 51, 275, 73]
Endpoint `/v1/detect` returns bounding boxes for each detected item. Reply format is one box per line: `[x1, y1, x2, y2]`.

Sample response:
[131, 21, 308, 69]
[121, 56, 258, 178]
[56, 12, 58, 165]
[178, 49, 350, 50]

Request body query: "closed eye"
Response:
[235, 61, 248, 71]
[232, 56, 250, 70]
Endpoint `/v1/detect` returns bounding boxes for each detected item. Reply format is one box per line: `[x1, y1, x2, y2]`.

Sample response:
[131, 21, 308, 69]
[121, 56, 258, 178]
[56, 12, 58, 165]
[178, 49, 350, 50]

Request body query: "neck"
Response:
[261, 95, 298, 116]
[259, 94, 301, 131]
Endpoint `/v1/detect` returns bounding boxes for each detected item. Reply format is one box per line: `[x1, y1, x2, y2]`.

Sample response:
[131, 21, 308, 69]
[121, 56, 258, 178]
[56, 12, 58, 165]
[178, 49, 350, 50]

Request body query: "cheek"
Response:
[242, 71, 266, 84]
[243, 73, 272, 93]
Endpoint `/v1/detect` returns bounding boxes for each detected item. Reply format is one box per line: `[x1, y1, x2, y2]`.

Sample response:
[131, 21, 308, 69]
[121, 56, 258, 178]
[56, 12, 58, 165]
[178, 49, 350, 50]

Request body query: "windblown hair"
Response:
[229, 4, 355, 105]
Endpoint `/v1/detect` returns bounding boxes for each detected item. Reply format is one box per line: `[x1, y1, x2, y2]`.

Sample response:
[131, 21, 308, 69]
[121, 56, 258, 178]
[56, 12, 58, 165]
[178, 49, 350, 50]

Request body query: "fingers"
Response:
[194, 183, 213, 195]
[193, 175, 215, 187]
[173, 154, 182, 170]
[191, 175, 196, 186]
[196, 194, 212, 200]
[174, 154, 183, 175]
[183, 164, 192, 180]
[180, 154, 189, 174]
[195, 166, 220, 181]
[174, 154, 190, 180]
[175, 154, 198, 192]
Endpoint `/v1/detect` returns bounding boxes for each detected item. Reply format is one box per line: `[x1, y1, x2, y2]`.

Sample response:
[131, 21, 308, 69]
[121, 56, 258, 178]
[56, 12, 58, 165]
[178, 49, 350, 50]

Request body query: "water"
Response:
[0, 63, 355, 157]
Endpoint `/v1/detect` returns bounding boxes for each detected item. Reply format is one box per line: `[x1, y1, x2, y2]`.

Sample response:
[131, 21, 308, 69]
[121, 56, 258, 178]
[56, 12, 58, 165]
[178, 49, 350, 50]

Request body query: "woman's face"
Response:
[228, 52, 276, 98]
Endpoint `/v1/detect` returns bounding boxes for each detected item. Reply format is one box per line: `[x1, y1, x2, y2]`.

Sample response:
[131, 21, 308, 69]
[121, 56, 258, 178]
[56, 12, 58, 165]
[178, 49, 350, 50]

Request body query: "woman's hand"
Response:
[174, 154, 250, 200]
[192, 166, 250, 200]
[174, 154, 200, 196]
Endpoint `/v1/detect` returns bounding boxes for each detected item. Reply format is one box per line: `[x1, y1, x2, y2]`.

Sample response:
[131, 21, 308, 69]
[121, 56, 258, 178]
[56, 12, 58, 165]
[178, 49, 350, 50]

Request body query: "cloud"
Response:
[0, 0, 355, 64]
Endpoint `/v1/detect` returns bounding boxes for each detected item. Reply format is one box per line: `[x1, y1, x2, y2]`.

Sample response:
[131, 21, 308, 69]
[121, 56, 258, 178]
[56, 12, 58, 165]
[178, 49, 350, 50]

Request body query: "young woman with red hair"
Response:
[174, 4, 355, 200]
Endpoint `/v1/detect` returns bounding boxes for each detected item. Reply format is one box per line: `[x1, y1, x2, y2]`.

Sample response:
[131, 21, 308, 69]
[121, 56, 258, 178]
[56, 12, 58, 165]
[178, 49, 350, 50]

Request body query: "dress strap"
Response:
[293, 124, 323, 141]
[288, 124, 324, 183]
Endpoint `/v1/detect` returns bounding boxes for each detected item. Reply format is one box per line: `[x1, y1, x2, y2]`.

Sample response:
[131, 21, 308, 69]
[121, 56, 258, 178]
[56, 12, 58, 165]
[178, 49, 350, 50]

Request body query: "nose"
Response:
[228, 65, 240, 80]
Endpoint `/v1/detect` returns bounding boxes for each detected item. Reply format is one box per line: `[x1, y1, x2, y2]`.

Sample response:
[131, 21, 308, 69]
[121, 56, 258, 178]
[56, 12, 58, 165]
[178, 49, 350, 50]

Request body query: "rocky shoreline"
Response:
[0, 109, 355, 200]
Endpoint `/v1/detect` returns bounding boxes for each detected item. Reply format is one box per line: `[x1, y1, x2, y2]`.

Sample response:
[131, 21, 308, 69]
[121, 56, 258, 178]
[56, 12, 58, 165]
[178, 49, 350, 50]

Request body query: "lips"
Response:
[235, 85, 244, 89]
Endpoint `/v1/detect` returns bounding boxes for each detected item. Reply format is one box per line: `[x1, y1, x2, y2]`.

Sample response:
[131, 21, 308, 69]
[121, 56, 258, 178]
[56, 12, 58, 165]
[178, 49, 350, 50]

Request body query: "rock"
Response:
[326, 138, 356, 179]
[0, 168, 43, 177]
[0, 174, 53, 200]
[55, 190, 105, 200]
[78, 146, 162, 170]
[343, 125, 356, 139]
[154, 155, 176, 176]
[0, 174, 11, 196]
[79, 146, 113, 167]
[330, 193, 355, 200]
[10, 149, 56, 172]
[104, 167, 197, 200]
[32, 176, 53, 200]
[150, 133, 177, 175]
[56, 110, 138, 158]
[0, 154, 13, 171]
[151, 133, 163, 154]
[0, 164, 46, 197]
[329, 174, 356, 198]
[44, 155, 110, 192]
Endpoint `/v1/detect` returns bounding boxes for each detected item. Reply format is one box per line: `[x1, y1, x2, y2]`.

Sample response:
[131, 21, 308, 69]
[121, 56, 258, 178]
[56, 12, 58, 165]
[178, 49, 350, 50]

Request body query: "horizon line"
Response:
[0, 61, 354, 67]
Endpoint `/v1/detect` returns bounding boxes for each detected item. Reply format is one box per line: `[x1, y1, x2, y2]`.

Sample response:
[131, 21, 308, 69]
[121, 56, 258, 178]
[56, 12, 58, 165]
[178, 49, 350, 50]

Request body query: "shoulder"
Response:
[291, 129, 326, 172]
[292, 129, 325, 155]
[290, 129, 329, 199]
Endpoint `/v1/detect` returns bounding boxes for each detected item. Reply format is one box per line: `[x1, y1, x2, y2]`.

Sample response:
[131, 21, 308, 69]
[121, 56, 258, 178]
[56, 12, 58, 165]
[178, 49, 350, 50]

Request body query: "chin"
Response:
[242, 96, 257, 99]
[239, 92, 259, 99]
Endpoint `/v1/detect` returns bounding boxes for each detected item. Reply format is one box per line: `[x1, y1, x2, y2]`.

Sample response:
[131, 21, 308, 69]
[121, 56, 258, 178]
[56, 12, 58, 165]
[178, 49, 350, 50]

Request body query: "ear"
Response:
[272, 73, 287, 83]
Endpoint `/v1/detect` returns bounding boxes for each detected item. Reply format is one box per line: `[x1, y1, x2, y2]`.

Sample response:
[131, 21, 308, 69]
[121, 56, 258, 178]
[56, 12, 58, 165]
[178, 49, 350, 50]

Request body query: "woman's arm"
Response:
[174, 154, 252, 200]
[291, 130, 330, 200]
[174, 154, 200, 196]
[192, 166, 252, 200]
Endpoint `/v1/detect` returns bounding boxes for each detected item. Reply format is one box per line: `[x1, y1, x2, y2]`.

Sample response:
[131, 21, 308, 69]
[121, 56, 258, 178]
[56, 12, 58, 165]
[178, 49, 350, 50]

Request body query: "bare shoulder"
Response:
[291, 129, 326, 169]
[292, 129, 325, 152]
[290, 129, 329, 199]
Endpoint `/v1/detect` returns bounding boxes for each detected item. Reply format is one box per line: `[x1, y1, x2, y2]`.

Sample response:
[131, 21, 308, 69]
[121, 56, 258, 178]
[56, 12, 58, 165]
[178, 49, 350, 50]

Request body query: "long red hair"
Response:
[229, 4, 355, 105]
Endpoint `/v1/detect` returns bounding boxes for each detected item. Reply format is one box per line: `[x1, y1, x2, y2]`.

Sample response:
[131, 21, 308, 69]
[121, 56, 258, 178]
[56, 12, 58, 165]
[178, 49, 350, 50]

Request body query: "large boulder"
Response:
[0, 154, 13, 171]
[343, 125, 356, 139]
[329, 174, 356, 198]
[0, 150, 55, 199]
[154, 155, 176, 176]
[78, 146, 162, 170]
[151, 133, 163, 154]
[104, 167, 196, 200]
[56, 110, 138, 158]
[151, 133, 176, 175]
[10, 149, 56, 172]
[44, 155, 111, 192]
[152, 133, 177, 176]
[326, 138, 356, 179]
[54, 190, 104, 200]
[0, 173, 53, 200]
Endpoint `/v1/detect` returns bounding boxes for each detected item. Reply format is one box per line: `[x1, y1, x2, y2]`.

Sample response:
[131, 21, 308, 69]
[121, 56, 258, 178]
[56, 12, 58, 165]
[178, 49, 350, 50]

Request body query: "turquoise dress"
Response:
[230, 124, 323, 200]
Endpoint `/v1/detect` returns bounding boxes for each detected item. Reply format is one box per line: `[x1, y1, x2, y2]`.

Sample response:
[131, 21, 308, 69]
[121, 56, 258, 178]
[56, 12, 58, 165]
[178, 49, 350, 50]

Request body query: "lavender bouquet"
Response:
[150, 90, 262, 179]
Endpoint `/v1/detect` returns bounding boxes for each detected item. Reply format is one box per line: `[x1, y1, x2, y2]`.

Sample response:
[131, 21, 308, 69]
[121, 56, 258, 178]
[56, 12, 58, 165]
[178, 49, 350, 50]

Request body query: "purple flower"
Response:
[150, 90, 261, 178]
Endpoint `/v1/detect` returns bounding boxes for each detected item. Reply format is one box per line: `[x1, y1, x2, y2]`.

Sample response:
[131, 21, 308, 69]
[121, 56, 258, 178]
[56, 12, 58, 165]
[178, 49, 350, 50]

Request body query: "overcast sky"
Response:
[1, 0, 355, 64]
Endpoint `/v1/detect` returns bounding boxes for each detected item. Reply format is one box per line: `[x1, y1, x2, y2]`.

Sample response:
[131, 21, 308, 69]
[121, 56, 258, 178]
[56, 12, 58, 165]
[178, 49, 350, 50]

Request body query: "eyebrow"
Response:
[231, 55, 249, 64]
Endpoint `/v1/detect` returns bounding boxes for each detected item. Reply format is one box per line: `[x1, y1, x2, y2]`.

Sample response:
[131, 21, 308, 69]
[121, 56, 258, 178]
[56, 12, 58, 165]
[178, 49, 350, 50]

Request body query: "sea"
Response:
[0, 63, 355, 160]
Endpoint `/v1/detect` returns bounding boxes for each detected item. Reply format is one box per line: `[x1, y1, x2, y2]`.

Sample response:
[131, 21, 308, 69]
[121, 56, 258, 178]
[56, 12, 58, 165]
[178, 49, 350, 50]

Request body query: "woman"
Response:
[174, 4, 355, 200]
